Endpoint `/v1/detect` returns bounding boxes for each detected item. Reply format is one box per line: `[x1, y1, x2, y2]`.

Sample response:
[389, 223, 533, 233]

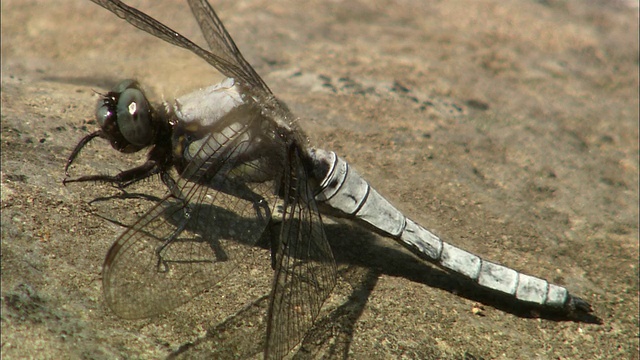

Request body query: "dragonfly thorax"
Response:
[172, 77, 246, 127]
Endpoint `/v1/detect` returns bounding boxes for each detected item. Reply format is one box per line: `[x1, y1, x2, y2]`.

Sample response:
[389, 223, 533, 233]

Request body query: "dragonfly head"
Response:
[96, 79, 155, 153]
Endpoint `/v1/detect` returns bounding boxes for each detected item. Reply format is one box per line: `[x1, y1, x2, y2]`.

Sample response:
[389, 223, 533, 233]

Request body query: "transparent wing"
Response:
[187, 0, 271, 94]
[265, 146, 337, 359]
[89, 0, 270, 93]
[103, 113, 281, 319]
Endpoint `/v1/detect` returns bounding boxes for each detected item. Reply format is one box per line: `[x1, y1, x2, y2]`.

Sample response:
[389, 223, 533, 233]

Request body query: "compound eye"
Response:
[96, 100, 114, 129]
[116, 87, 153, 147]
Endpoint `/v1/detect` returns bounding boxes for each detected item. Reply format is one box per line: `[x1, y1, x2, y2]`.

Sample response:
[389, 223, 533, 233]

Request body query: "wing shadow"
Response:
[156, 211, 599, 360]
[84, 186, 599, 360]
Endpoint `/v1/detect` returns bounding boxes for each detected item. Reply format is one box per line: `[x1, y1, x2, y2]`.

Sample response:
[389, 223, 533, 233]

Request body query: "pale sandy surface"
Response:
[1, 0, 638, 359]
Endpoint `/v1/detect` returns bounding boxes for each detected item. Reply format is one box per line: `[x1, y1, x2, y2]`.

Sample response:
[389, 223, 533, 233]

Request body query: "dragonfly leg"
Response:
[161, 171, 185, 200]
[268, 201, 286, 270]
[154, 202, 192, 273]
[63, 159, 162, 189]
[64, 130, 103, 177]
[256, 201, 284, 270]
[253, 198, 272, 223]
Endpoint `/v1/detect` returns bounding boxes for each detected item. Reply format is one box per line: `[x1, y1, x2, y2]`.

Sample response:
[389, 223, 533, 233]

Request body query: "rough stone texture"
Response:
[2, 0, 638, 359]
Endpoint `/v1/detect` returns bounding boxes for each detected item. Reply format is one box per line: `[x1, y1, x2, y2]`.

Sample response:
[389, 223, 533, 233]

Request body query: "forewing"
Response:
[187, 0, 272, 94]
[265, 146, 337, 359]
[103, 115, 279, 319]
[88, 0, 260, 89]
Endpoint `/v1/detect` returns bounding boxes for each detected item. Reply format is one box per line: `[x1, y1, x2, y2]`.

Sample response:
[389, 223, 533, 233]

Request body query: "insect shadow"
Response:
[87, 191, 600, 360]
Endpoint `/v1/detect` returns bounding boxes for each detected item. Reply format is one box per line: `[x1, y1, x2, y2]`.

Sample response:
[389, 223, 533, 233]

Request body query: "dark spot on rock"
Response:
[466, 99, 490, 110]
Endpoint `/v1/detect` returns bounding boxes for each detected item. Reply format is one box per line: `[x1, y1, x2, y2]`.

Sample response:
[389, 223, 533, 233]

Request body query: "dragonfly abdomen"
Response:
[309, 147, 574, 310]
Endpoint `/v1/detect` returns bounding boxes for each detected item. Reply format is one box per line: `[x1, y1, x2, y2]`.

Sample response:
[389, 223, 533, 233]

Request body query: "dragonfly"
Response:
[64, 0, 596, 358]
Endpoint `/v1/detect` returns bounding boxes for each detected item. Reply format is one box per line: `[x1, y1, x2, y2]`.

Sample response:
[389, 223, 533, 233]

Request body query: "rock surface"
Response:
[2, 1, 638, 359]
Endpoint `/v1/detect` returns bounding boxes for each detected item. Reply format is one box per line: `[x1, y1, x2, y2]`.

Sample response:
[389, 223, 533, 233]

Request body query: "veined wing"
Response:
[89, 0, 269, 93]
[265, 145, 337, 359]
[103, 114, 280, 319]
[187, 0, 271, 94]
